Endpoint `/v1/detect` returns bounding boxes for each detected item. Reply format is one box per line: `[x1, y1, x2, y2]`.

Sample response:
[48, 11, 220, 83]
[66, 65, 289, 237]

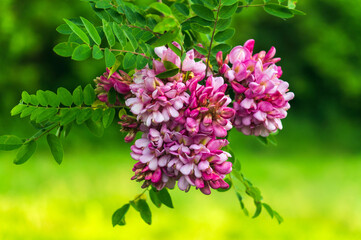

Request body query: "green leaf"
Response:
[92, 45, 104, 60]
[30, 94, 39, 106]
[214, 28, 235, 42]
[257, 136, 269, 145]
[112, 23, 127, 47]
[273, 211, 284, 224]
[57, 87, 73, 107]
[96, 0, 112, 9]
[45, 91, 60, 107]
[211, 44, 231, 55]
[0, 135, 23, 151]
[76, 108, 93, 124]
[36, 108, 58, 123]
[156, 68, 179, 79]
[191, 4, 214, 21]
[149, 189, 162, 208]
[20, 106, 35, 118]
[83, 84, 96, 105]
[152, 29, 179, 47]
[56, 24, 72, 35]
[252, 201, 262, 218]
[30, 108, 44, 122]
[73, 86, 84, 106]
[122, 5, 136, 24]
[63, 18, 90, 45]
[46, 134, 63, 165]
[123, 52, 136, 69]
[91, 109, 103, 121]
[163, 61, 178, 70]
[81, 17, 101, 45]
[216, 18, 232, 31]
[108, 88, 117, 105]
[168, 43, 182, 57]
[85, 119, 104, 137]
[53, 42, 78, 57]
[60, 108, 79, 125]
[290, 8, 306, 16]
[149, 2, 172, 16]
[72, 44, 91, 61]
[264, 4, 294, 19]
[36, 90, 48, 106]
[121, 26, 138, 50]
[190, 23, 211, 34]
[21, 91, 31, 104]
[222, 0, 239, 6]
[153, 18, 177, 33]
[112, 204, 130, 227]
[102, 108, 115, 128]
[262, 203, 274, 218]
[219, 3, 238, 19]
[104, 48, 116, 68]
[102, 19, 116, 47]
[14, 141, 37, 165]
[157, 188, 173, 208]
[194, 45, 208, 56]
[136, 55, 148, 69]
[136, 199, 152, 225]
[11, 105, 27, 116]
[174, 3, 189, 16]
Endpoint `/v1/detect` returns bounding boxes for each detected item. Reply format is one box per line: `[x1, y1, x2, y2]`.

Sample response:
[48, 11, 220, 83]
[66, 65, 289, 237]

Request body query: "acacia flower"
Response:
[94, 69, 132, 104]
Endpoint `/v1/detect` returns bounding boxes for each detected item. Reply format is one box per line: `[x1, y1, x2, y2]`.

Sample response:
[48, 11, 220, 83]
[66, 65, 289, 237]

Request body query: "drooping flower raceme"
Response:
[218, 39, 294, 137]
[94, 40, 293, 195]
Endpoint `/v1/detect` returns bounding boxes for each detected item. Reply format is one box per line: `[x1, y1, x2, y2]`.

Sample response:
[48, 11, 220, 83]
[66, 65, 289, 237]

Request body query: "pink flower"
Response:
[118, 115, 140, 142]
[94, 69, 131, 104]
[180, 75, 235, 138]
[218, 40, 294, 136]
[130, 124, 232, 194]
[125, 66, 189, 126]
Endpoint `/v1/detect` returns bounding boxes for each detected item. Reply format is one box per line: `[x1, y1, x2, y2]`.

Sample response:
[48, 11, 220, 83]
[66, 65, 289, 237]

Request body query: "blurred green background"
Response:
[1, 0, 361, 239]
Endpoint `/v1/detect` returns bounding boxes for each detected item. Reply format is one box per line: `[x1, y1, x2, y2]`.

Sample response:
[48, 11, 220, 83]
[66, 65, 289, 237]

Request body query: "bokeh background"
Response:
[1, 0, 361, 239]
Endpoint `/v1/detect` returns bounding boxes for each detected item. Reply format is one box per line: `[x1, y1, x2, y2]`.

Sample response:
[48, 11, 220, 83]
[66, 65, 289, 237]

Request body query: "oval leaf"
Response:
[14, 141, 37, 165]
[73, 86, 84, 106]
[63, 18, 90, 45]
[264, 4, 294, 19]
[214, 28, 235, 42]
[57, 87, 73, 106]
[0, 135, 23, 151]
[136, 199, 152, 225]
[72, 44, 91, 61]
[81, 17, 101, 45]
[47, 134, 63, 165]
[83, 84, 96, 105]
[112, 204, 130, 227]
[149, 2, 172, 16]
[191, 4, 214, 21]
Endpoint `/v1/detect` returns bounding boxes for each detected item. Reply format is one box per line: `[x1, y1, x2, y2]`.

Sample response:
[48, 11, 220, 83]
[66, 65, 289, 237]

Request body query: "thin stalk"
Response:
[205, 0, 222, 76]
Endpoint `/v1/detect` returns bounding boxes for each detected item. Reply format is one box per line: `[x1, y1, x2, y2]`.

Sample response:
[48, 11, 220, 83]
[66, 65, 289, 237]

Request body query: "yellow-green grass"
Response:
[1, 147, 360, 240]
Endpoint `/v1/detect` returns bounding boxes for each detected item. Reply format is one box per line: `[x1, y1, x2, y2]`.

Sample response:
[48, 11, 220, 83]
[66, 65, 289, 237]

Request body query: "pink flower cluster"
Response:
[126, 43, 233, 194]
[94, 40, 294, 194]
[218, 39, 294, 137]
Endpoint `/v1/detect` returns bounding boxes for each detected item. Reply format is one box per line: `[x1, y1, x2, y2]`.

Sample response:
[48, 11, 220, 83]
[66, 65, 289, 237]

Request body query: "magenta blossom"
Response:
[130, 124, 232, 194]
[178, 75, 235, 138]
[218, 39, 294, 136]
[94, 69, 131, 104]
[125, 66, 189, 126]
